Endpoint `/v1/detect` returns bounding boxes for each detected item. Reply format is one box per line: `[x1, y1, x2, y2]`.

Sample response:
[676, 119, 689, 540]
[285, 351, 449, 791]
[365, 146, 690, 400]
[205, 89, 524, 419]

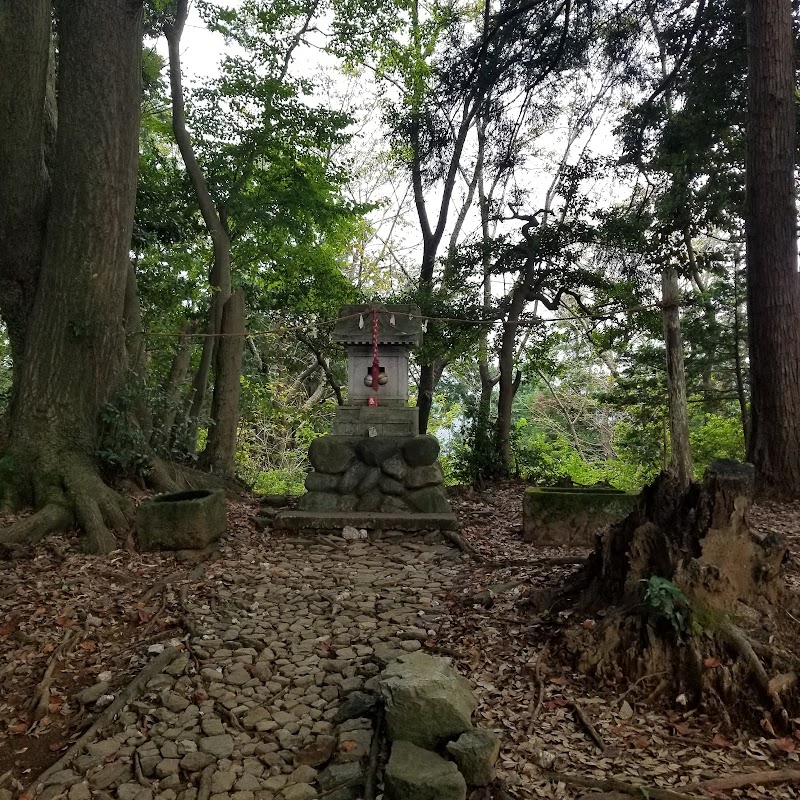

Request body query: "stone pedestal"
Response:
[331, 406, 419, 437]
[274, 434, 456, 531]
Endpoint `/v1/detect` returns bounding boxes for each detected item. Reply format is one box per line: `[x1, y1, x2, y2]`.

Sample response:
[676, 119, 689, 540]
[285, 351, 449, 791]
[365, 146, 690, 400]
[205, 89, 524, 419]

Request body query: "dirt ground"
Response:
[1, 480, 799, 798]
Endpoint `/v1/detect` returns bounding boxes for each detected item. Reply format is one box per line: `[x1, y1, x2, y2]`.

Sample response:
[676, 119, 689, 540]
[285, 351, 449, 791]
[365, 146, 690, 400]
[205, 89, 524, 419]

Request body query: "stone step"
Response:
[273, 511, 458, 531]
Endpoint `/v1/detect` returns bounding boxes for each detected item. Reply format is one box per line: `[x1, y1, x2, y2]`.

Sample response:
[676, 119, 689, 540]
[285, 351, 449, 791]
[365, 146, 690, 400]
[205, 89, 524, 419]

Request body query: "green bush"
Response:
[690, 413, 745, 478]
[252, 468, 306, 496]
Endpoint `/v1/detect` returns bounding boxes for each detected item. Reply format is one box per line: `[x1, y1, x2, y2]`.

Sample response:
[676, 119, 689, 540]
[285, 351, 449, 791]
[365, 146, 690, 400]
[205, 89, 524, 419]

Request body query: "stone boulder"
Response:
[445, 729, 500, 786]
[309, 437, 354, 474]
[137, 489, 226, 551]
[384, 741, 466, 800]
[379, 652, 476, 749]
[402, 435, 440, 467]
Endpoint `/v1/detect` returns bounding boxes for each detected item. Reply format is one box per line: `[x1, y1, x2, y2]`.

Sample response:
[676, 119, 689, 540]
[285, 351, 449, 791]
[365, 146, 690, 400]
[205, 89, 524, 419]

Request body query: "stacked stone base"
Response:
[303, 434, 451, 511]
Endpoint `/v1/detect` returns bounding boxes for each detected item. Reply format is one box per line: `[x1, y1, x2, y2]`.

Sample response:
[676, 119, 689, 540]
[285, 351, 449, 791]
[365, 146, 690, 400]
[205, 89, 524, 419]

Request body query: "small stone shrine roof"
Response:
[331, 304, 423, 347]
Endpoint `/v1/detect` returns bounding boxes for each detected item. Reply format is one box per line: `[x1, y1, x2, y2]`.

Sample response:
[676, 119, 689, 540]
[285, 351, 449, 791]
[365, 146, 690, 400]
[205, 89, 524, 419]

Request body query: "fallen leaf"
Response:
[7, 722, 28, 735]
[549, 675, 567, 686]
[618, 700, 634, 720]
[773, 737, 796, 753]
[712, 733, 732, 748]
[0, 621, 17, 636]
[672, 722, 690, 735]
[79, 640, 96, 651]
[54, 615, 74, 628]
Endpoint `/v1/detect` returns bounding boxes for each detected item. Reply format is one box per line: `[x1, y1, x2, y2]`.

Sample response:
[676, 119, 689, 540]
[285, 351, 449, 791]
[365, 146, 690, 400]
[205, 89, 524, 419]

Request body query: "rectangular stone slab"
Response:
[274, 511, 458, 531]
[523, 486, 639, 546]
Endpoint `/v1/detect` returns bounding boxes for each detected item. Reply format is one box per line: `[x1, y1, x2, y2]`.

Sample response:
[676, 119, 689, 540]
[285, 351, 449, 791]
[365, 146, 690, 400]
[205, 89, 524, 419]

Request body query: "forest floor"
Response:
[0, 480, 799, 799]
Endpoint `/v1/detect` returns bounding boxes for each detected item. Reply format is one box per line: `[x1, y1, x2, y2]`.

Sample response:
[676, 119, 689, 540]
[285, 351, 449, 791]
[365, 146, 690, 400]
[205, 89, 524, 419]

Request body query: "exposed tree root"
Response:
[148, 456, 247, 498]
[0, 502, 72, 545]
[684, 768, 800, 793]
[28, 630, 78, 720]
[542, 463, 800, 730]
[32, 646, 180, 792]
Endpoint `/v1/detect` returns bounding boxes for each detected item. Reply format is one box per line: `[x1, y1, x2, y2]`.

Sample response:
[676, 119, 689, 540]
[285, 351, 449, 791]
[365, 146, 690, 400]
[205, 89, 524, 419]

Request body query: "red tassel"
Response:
[371, 309, 380, 390]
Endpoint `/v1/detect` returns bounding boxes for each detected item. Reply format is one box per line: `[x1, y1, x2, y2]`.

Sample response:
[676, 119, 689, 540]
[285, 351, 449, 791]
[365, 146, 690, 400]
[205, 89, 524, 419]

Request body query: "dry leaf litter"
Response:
[0, 482, 797, 800]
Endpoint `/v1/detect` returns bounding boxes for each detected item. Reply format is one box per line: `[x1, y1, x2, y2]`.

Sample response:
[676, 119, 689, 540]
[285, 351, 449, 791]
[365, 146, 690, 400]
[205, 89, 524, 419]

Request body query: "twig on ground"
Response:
[684, 768, 800, 793]
[29, 630, 78, 720]
[134, 751, 154, 789]
[618, 671, 667, 703]
[527, 645, 547, 735]
[197, 763, 215, 800]
[33, 646, 180, 789]
[567, 696, 607, 751]
[542, 770, 702, 800]
[363, 706, 384, 800]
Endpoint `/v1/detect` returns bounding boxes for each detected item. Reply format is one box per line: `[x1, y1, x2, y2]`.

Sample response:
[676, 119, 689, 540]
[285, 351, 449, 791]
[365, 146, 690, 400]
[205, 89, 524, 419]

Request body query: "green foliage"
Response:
[643, 576, 691, 635]
[252, 468, 306, 497]
[97, 390, 152, 480]
[690, 414, 745, 478]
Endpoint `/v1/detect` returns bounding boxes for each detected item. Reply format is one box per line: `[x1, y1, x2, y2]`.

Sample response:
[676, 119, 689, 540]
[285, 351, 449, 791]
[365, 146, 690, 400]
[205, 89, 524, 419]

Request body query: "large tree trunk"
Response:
[745, 0, 800, 497]
[661, 266, 693, 487]
[0, 0, 52, 368]
[200, 288, 245, 477]
[0, 0, 143, 552]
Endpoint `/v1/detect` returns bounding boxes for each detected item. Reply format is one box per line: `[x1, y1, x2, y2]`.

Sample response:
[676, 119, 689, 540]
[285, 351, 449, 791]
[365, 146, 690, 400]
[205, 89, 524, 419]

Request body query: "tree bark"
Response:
[200, 288, 245, 477]
[745, 0, 800, 497]
[661, 267, 693, 488]
[165, 0, 233, 451]
[153, 323, 195, 450]
[732, 254, 750, 452]
[0, 0, 52, 367]
[2, 0, 142, 552]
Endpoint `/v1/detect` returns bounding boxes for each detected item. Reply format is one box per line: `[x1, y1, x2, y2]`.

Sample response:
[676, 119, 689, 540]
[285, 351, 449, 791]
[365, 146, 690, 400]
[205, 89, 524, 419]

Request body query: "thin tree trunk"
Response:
[661, 267, 693, 487]
[732, 254, 750, 451]
[124, 260, 151, 440]
[496, 289, 527, 476]
[200, 288, 245, 477]
[745, 0, 800, 497]
[165, 0, 232, 451]
[154, 322, 194, 450]
[473, 118, 498, 475]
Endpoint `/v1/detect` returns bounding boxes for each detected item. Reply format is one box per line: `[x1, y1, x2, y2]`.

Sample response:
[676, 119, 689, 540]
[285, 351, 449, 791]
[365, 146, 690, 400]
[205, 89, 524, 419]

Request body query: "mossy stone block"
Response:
[385, 741, 466, 800]
[137, 489, 226, 551]
[523, 486, 640, 546]
[409, 486, 451, 513]
[405, 463, 444, 489]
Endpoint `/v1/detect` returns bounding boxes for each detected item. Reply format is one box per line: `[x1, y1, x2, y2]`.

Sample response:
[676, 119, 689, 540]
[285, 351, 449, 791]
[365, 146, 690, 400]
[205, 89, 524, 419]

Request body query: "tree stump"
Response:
[548, 461, 798, 728]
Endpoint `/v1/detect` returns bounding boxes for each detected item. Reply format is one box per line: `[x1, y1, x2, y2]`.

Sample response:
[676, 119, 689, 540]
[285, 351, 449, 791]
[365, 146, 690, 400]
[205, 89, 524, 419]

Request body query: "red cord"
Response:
[371, 309, 380, 390]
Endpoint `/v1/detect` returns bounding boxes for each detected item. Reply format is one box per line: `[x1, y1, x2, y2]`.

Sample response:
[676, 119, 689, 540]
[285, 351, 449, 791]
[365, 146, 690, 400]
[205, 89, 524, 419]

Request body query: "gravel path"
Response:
[25, 531, 465, 800]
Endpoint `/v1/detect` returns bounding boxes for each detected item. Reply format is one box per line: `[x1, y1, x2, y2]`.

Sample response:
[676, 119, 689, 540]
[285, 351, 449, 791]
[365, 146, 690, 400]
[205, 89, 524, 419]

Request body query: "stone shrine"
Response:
[275, 304, 457, 531]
